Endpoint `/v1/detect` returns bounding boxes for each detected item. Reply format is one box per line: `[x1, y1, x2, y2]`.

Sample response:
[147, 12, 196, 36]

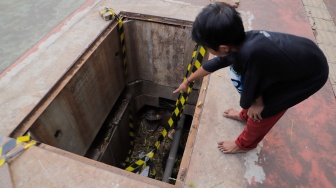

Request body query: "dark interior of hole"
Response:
[85, 89, 193, 184]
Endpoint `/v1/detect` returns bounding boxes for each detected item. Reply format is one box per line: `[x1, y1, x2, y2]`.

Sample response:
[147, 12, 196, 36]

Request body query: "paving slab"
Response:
[303, 0, 336, 95]
[324, 0, 336, 23]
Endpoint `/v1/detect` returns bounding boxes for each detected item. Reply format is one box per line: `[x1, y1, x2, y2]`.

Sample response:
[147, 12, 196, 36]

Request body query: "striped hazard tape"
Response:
[125, 44, 206, 172]
[0, 136, 30, 157]
[99, 7, 119, 21]
[0, 136, 37, 167]
[99, 7, 127, 80]
[123, 114, 135, 166]
[118, 18, 127, 78]
[117, 16, 133, 164]
[99, 8, 133, 169]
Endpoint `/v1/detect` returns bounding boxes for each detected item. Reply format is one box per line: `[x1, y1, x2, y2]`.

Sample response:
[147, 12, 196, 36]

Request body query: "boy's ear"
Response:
[218, 45, 230, 53]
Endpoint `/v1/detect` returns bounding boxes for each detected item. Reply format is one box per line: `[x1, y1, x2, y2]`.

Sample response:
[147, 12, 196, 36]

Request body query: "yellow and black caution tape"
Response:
[99, 7, 119, 21]
[122, 114, 135, 167]
[0, 136, 30, 157]
[100, 7, 133, 169]
[117, 16, 132, 163]
[137, 157, 156, 178]
[125, 44, 206, 172]
[99, 7, 127, 80]
[117, 18, 127, 78]
[0, 136, 37, 167]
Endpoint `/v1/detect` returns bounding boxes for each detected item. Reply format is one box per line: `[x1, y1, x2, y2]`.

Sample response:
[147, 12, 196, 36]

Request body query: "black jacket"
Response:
[202, 30, 329, 117]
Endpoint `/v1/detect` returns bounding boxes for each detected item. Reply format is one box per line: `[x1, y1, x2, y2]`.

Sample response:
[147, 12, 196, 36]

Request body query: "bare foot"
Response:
[223, 109, 243, 121]
[217, 141, 247, 154]
[215, 0, 239, 8]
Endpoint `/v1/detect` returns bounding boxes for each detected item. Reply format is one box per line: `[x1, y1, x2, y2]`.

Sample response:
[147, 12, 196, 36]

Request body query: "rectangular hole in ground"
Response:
[25, 13, 208, 185]
[85, 94, 195, 183]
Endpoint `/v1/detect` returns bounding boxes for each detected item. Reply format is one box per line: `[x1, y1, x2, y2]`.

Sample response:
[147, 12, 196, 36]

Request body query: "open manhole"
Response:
[18, 13, 208, 186]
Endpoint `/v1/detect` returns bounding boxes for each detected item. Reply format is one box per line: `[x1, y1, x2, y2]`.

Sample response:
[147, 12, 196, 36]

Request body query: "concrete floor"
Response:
[182, 1, 336, 187]
[1, 0, 336, 187]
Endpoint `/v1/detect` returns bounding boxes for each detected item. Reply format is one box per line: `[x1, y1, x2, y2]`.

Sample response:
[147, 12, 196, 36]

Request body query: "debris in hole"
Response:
[85, 102, 192, 184]
[145, 109, 163, 121]
[129, 106, 191, 182]
[130, 106, 172, 180]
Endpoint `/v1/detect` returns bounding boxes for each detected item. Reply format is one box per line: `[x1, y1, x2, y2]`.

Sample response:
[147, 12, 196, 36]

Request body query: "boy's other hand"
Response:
[247, 103, 263, 122]
[173, 81, 189, 93]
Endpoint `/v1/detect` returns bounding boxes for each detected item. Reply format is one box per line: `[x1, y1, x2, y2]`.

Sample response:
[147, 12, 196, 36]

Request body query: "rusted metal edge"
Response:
[120, 11, 193, 27]
[10, 21, 120, 138]
[39, 143, 175, 188]
[175, 74, 210, 188]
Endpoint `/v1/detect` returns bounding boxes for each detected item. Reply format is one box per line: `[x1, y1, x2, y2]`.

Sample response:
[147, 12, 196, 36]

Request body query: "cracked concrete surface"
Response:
[303, 0, 336, 97]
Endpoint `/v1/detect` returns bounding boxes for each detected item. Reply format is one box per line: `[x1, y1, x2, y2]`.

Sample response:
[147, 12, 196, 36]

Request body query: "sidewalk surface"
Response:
[0, 0, 336, 187]
[183, 0, 336, 187]
[0, 0, 88, 73]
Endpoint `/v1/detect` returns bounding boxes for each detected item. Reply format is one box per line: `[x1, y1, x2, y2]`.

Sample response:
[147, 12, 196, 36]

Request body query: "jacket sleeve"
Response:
[202, 56, 232, 73]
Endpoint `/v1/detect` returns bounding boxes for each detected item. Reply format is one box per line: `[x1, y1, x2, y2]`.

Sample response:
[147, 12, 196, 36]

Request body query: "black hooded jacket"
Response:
[202, 30, 329, 117]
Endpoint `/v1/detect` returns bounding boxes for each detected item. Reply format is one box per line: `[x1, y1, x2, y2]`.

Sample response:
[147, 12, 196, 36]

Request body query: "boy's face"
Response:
[207, 45, 230, 57]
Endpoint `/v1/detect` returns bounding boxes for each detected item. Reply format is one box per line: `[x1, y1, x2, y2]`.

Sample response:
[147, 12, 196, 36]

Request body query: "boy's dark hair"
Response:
[192, 3, 245, 51]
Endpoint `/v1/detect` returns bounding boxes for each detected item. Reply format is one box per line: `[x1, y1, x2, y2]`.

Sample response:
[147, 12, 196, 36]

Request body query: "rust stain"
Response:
[251, 90, 336, 187]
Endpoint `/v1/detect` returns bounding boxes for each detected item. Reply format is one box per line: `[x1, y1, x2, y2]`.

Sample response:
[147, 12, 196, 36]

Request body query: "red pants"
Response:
[235, 109, 287, 150]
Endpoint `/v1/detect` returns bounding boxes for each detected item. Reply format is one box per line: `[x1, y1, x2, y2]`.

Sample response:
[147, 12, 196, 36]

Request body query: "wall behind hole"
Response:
[123, 19, 202, 113]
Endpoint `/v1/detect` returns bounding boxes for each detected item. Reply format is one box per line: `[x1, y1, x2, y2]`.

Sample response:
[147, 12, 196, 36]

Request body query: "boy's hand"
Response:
[247, 103, 263, 122]
[173, 81, 189, 93]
